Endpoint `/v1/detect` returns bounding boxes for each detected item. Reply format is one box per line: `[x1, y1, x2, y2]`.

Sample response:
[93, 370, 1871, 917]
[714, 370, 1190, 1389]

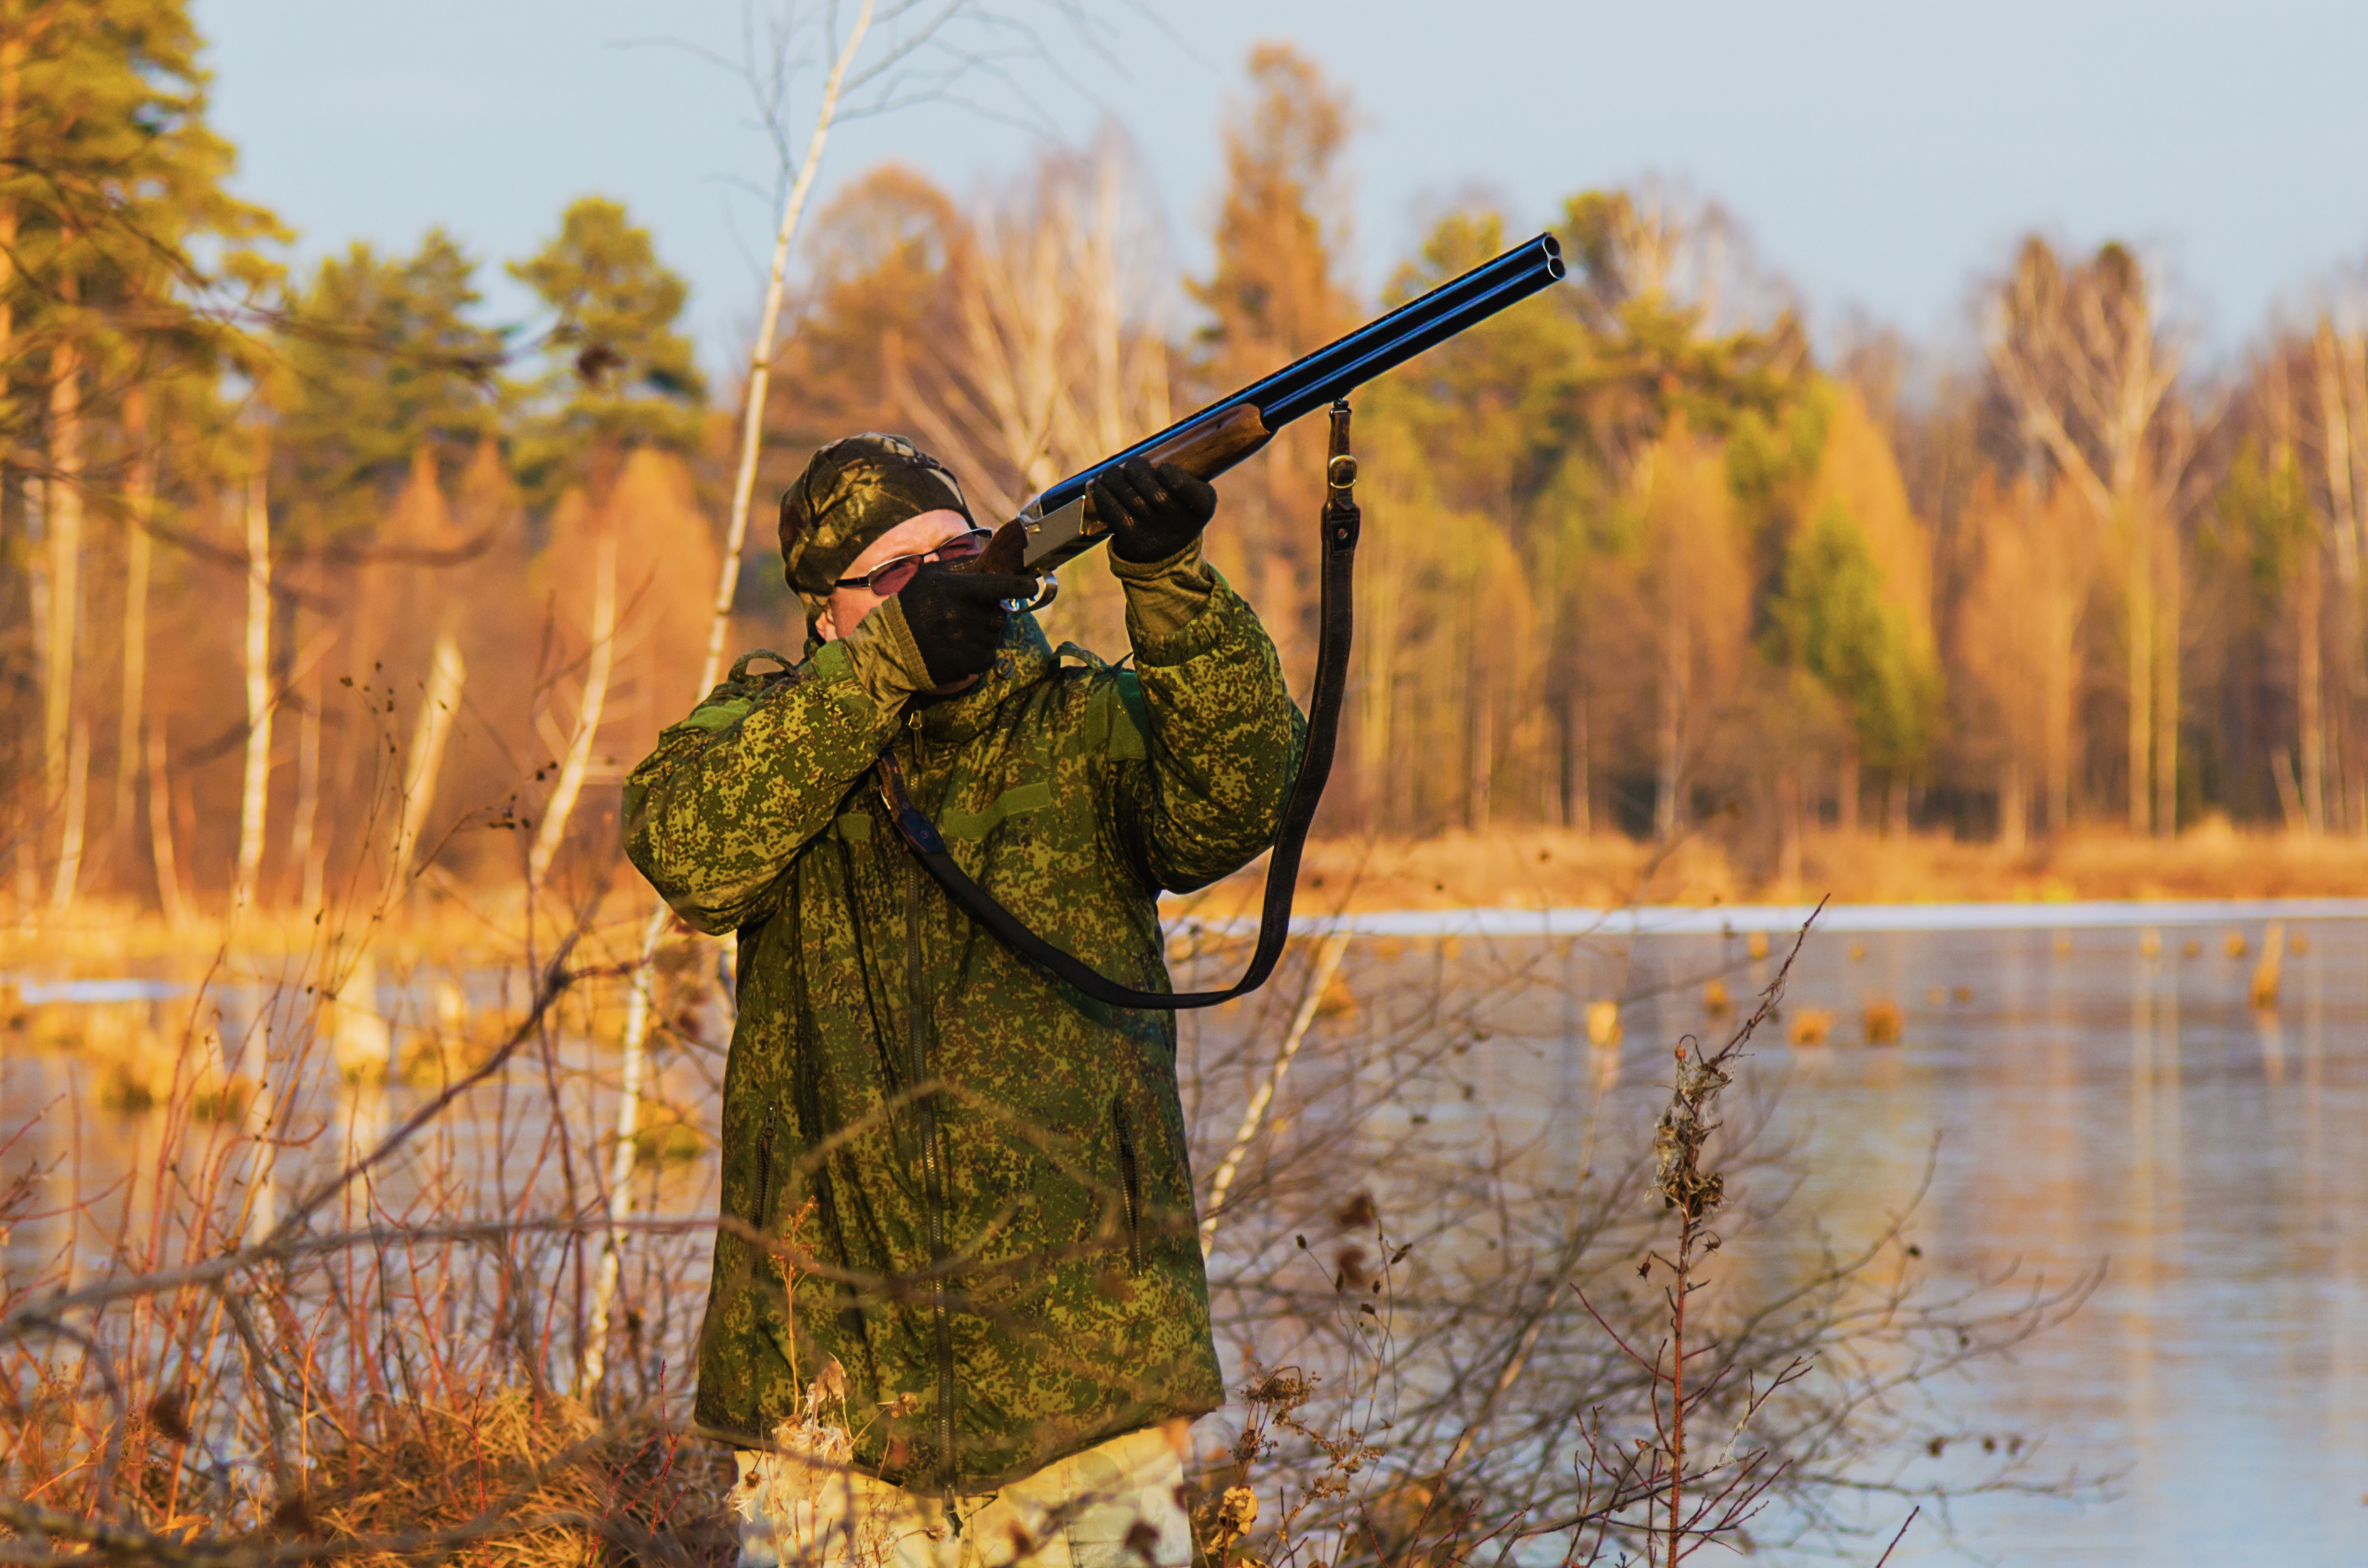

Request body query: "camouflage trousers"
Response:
[732, 1425, 1194, 1568]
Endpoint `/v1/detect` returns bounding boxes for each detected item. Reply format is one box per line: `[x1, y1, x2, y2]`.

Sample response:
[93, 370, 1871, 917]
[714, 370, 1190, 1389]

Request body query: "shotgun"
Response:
[968, 232, 1566, 585]
[908, 235, 1563, 1006]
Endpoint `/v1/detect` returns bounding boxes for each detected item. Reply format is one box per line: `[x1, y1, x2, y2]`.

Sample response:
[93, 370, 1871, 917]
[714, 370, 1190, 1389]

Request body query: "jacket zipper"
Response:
[902, 720, 957, 1492]
[1115, 1103, 1144, 1272]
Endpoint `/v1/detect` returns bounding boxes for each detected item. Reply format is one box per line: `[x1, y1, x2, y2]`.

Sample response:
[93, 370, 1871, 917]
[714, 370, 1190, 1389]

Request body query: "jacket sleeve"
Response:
[1105, 539, 1307, 893]
[622, 606, 934, 934]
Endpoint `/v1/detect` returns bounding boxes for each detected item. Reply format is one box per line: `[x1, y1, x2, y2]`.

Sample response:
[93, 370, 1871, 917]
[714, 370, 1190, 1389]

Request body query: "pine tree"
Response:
[508, 196, 707, 507]
[0, 0, 280, 911]
[274, 232, 506, 540]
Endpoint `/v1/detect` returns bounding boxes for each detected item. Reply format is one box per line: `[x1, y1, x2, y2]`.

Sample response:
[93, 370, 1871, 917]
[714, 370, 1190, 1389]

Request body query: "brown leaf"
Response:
[146, 1388, 192, 1445]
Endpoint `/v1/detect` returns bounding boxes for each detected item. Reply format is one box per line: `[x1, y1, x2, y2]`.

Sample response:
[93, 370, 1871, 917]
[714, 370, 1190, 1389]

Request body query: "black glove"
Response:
[892, 562, 1034, 688]
[1093, 457, 1217, 565]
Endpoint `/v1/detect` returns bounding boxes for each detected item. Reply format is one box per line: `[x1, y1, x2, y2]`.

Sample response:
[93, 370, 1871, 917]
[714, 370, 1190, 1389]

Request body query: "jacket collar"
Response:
[911, 613, 1053, 745]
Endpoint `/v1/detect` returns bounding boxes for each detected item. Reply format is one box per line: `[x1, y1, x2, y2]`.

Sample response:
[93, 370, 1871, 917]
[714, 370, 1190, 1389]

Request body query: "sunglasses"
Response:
[832, 528, 992, 596]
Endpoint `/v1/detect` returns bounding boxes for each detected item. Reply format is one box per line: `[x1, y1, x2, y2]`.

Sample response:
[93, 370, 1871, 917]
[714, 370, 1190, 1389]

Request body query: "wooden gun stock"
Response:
[968, 404, 1271, 576]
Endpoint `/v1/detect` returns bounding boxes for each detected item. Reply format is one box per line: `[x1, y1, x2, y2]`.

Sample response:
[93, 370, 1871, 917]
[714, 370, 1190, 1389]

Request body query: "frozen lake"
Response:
[5, 902, 2363, 1563]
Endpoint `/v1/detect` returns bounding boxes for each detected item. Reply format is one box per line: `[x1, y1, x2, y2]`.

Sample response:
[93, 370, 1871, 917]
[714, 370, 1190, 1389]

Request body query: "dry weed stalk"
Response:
[0, 892, 739, 1567]
[1185, 901, 2090, 1567]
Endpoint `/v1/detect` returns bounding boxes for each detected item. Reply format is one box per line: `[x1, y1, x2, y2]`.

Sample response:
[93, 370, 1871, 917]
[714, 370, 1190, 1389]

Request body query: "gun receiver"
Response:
[969, 232, 1566, 578]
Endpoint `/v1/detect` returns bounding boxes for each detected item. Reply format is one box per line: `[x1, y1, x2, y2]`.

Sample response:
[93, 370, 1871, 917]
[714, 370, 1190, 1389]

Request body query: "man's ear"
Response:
[813, 602, 840, 643]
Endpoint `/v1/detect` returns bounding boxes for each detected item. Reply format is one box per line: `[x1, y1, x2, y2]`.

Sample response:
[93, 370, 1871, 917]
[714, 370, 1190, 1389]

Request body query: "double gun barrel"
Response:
[981, 233, 1568, 576]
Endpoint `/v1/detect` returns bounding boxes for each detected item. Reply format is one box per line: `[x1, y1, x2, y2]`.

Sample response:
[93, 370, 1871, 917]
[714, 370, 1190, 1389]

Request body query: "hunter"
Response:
[622, 434, 1304, 1567]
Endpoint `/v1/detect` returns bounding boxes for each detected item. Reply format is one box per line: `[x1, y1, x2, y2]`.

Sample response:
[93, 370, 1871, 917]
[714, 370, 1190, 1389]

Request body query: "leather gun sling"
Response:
[877, 412, 1360, 1012]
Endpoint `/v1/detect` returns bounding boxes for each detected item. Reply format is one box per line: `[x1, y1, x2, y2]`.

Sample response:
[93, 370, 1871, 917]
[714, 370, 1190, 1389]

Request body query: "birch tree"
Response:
[888, 130, 1174, 650]
[1986, 238, 2205, 836]
[579, 0, 1105, 1388]
[584, 0, 881, 1393]
[2301, 304, 2368, 827]
[2, 0, 279, 915]
[1959, 477, 2097, 845]
[229, 448, 272, 917]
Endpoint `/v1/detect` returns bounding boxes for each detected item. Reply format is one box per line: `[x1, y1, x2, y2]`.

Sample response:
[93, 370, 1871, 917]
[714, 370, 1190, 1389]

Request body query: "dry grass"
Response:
[1171, 820, 2368, 916]
[297, 1389, 734, 1566]
[2, 856, 2099, 1567]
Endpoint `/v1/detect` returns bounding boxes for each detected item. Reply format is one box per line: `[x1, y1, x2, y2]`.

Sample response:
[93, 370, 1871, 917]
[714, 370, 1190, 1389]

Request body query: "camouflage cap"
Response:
[779, 434, 973, 627]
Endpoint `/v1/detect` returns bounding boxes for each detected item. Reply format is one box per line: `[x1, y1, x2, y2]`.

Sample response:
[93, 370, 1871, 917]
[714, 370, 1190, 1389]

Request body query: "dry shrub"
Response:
[0, 898, 740, 1567]
[1861, 998, 1904, 1044]
[298, 1388, 734, 1566]
[1786, 1006, 1834, 1044]
[1181, 909, 2094, 1567]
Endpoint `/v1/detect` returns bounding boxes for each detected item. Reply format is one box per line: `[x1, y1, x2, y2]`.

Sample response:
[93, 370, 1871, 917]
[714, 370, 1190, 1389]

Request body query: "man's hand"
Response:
[1093, 458, 1217, 565]
[892, 563, 1034, 688]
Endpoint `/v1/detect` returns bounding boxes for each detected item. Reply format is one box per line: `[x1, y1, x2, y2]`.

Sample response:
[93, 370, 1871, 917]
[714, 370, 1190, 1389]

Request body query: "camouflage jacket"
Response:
[623, 544, 1303, 1489]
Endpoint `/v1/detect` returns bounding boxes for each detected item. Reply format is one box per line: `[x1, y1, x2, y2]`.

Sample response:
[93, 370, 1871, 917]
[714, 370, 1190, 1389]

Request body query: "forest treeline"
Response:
[6, 8, 2366, 919]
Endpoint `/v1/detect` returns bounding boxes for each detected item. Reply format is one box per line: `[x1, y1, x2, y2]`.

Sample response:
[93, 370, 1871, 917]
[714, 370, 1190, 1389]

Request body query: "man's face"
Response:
[814, 508, 974, 643]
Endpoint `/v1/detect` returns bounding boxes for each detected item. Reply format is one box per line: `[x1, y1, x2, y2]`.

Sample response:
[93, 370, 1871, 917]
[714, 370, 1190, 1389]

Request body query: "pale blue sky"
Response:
[195, 0, 2368, 377]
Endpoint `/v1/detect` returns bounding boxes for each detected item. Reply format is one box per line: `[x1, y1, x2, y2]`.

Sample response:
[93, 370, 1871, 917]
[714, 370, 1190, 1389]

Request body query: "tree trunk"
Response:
[146, 717, 187, 928]
[2298, 544, 2326, 835]
[232, 461, 274, 917]
[115, 422, 154, 852]
[2154, 523, 2179, 839]
[0, 13, 19, 361]
[2126, 511, 2152, 836]
[2313, 320, 2362, 587]
[2046, 593, 2074, 836]
[585, 0, 880, 1398]
[1654, 615, 1687, 843]
[50, 720, 87, 913]
[1468, 628, 1493, 834]
[529, 524, 617, 889]
[1354, 523, 1404, 834]
[2000, 753, 2028, 856]
[1555, 684, 1577, 831]
[386, 629, 467, 897]
[1886, 769, 1910, 838]
[1838, 743, 1860, 838]
[1574, 675, 1593, 836]
[44, 341, 83, 878]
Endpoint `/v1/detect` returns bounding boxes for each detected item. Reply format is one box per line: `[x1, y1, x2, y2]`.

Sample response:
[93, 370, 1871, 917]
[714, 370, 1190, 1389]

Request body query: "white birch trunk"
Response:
[146, 717, 187, 928]
[232, 462, 274, 918]
[1199, 930, 1351, 1257]
[2126, 511, 2152, 836]
[2153, 520, 2179, 838]
[529, 526, 617, 888]
[2314, 321, 2361, 586]
[44, 343, 82, 874]
[2299, 546, 2326, 834]
[50, 720, 87, 913]
[1653, 613, 1687, 844]
[386, 630, 467, 897]
[582, 0, 878, 1395]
